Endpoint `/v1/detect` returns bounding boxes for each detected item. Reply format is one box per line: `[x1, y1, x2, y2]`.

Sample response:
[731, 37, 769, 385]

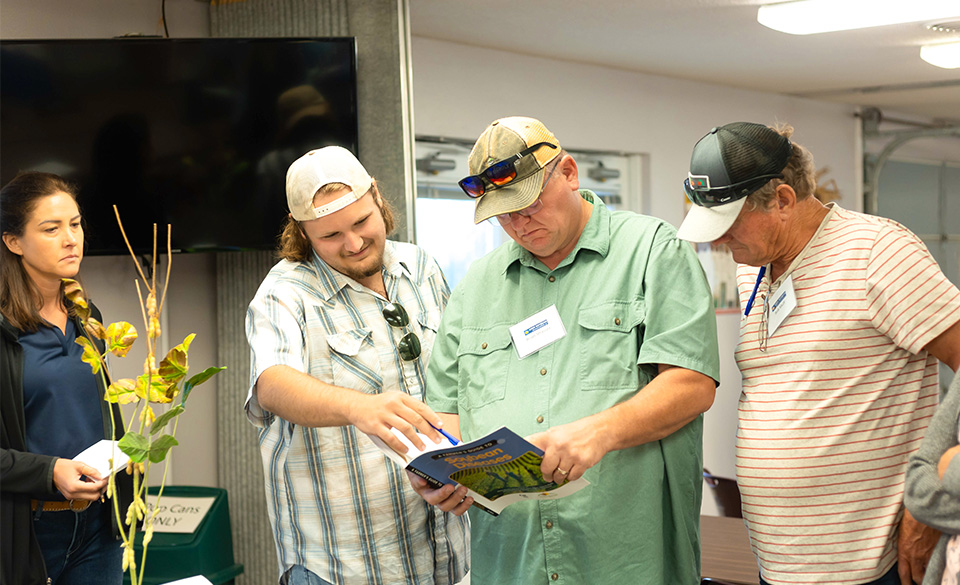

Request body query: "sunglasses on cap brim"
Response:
[458, 142, 558, 199]
[683, 173, 784, 208]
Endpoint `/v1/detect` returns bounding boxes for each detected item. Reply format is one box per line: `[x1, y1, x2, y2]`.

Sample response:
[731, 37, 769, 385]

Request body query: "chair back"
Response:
[703, 468, 743, 518]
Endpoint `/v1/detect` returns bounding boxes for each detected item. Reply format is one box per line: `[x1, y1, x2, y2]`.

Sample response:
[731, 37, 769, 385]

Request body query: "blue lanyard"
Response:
[744, 265, 767, 317]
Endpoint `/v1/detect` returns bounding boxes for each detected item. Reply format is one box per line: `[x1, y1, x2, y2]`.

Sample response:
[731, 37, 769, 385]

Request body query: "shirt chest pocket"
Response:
[324, 328, 383, 394]
[416, 312, 440, 365]
[578, 300, 644, 391]
[456, 326, 513, 411]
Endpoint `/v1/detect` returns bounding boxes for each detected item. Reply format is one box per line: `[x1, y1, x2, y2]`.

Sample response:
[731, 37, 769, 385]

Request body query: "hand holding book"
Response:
[368, 426, 589, 516]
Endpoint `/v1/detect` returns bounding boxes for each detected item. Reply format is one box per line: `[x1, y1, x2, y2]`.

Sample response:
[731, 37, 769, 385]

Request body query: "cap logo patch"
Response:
[687, 174, 711, 190]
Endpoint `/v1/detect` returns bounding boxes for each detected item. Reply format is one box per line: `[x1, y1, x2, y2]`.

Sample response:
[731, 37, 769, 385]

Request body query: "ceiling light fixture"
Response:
[920, 40, 960, 68]
[757, 0, 960, 35]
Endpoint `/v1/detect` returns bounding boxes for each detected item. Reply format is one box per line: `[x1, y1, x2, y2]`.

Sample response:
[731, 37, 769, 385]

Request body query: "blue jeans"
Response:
[33, 499, 123, 585]
[761, 563, 901, 585]
[281, 566, 335, 585]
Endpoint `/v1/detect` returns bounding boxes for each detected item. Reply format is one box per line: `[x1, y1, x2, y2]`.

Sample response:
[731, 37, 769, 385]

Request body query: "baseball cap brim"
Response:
[676, 196, 747, 243]
[473, 167, 545, 224]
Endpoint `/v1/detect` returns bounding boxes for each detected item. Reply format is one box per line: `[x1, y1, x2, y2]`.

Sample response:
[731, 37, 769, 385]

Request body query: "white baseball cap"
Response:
[285, 146, 373, 221]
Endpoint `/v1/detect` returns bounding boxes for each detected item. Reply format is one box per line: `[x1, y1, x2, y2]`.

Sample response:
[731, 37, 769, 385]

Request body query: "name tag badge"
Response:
[767, 274, 797, 338]
[509, 304, 567, 359]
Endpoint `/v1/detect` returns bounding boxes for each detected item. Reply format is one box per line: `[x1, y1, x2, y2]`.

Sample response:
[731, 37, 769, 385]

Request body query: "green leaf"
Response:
[148, 435, 179, 463]
[105, 322, 137, 357]
[150, 405, 184, 435]
[181, 366, 226, 405]
[118, 432, 150, 463]
[136, 373, 177, 404]
[158, 333, 195, 386]
[106, 379, 138, 404]
[74, 336, 102, 374]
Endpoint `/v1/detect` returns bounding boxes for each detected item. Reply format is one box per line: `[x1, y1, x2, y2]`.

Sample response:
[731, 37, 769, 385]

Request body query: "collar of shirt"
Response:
[497, 189, 611, 275]
[306, 240, 412, 301]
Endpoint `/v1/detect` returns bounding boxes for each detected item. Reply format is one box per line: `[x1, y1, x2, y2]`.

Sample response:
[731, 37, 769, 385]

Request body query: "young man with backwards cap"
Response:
[411, 116, 721, 584]
[677, 121, 960, 585]
[245, 146, 469, 585]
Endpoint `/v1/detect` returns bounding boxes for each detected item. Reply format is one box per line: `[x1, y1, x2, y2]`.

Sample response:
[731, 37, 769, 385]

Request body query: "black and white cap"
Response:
[677, 122, 792, 243]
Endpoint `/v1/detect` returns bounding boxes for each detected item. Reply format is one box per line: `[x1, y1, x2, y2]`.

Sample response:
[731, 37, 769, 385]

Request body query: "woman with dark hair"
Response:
[0, 172, 128, 585]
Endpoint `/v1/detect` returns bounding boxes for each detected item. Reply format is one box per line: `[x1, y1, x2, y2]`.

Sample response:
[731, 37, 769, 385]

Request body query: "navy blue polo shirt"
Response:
[21, 319, 104, 464]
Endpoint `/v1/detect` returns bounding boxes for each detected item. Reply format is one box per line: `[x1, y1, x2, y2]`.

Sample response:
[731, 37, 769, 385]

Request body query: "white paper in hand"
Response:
[73, 439, 130, 477]
[158, 577, 214, 585]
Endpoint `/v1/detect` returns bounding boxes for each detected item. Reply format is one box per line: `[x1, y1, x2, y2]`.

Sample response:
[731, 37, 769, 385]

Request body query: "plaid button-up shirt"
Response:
[245, 240, 469, 585]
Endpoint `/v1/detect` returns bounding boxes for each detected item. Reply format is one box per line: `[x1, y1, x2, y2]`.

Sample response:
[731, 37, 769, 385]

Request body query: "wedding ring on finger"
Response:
[556, 468, 569, 476]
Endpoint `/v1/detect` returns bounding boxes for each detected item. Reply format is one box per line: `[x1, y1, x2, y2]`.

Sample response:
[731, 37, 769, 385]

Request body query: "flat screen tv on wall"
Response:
[0, 37, 358, 254]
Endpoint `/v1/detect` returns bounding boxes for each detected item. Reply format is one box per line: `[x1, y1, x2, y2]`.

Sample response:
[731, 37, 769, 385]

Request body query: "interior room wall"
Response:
[410, 37, 862, 227]
[1, 0, 219, 488]
[0, 0, 209, 39]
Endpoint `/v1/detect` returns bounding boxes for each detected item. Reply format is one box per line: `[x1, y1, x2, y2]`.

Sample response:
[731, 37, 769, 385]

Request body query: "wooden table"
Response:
[701, 515, 759, 585]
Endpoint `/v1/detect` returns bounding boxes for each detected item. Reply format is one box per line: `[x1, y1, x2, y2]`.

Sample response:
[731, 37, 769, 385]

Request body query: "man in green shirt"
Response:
[411, 116, 721, 584]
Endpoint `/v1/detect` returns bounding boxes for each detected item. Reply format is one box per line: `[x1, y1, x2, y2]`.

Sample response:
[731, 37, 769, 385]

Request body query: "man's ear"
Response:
[559, 155, 580, 191]
[775, 183, 797, 217]
[2, 233, 22, 256]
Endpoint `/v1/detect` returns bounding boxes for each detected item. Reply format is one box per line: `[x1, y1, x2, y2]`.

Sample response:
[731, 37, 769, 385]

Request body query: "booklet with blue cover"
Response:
[368, 426, 590, 516]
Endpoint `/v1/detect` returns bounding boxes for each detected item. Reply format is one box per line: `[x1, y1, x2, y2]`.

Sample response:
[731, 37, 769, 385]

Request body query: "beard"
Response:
[333, 243, 384, 283]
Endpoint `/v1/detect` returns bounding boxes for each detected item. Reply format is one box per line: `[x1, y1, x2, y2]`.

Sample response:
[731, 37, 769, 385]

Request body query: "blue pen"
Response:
[430, 423, 459, 446]
[743, 265, 767, 317]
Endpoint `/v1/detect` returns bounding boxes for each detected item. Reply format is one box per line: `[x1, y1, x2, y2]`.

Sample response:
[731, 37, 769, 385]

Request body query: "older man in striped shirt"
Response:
[245, 147, 469, 585]
[678, 122, 960, 585]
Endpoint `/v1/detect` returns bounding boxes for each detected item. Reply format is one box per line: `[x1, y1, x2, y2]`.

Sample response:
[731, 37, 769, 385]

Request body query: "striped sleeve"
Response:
[865, 224, 960, 354]
[244, 273, 308, 426]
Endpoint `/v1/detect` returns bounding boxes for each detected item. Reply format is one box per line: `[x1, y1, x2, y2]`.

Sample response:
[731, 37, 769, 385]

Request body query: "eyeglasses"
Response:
[381, 302, 421, 361]
[495, 198, 544, 225]
[683, 173, 783, 208]
[459, 142, 558, 198]
[494, 158, 560, 225]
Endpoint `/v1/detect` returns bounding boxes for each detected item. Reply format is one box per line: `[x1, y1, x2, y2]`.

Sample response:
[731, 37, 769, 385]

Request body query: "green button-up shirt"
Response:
[426, 191, 720, 585]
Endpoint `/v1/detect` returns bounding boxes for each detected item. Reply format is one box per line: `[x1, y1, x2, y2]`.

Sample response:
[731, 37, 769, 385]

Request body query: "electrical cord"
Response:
[161, 0, 169, 38]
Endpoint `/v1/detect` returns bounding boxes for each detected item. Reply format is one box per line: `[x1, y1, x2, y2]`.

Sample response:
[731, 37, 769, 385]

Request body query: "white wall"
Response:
[411, 37, 862, 228]
[0, 0, 209, 39]
[2, 0, 219, 487]
[81, 252, 220, 488]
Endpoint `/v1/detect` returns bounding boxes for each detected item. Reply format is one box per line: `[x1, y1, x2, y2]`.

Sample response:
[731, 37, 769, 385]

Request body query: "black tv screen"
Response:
[1, 37, 358, 254]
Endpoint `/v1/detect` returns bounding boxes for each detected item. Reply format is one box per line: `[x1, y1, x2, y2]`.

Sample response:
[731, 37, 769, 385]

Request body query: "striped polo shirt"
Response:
[734, 204, 960, 585]
[245, 240, 470, 585]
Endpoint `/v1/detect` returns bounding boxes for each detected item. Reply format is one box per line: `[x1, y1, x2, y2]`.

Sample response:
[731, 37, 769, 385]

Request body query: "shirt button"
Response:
[548, 275, 556, 282]
[540, 368, 547, 375]
[536, 415, 544, 424]
[551, 573, 559, 581]
[545, 520, 553, 529]
[614, 317, 621, 326]
[481, 342, 488, 349]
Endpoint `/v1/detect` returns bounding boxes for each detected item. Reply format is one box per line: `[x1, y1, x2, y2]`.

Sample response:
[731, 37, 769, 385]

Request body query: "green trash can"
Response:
[122, 486, 244, 585]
